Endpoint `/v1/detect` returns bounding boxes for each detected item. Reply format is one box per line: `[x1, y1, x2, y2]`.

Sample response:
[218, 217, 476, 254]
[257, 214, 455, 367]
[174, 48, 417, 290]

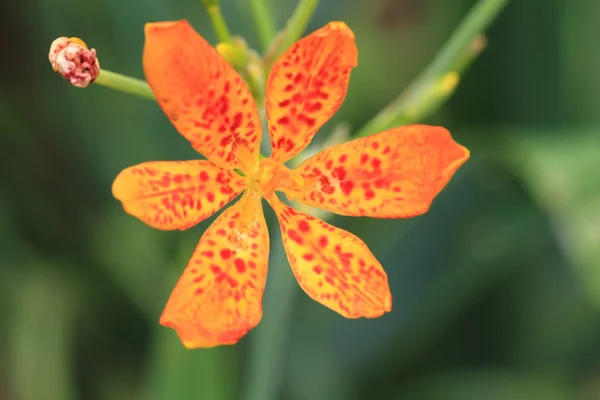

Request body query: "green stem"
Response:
[94, 69, 156, 100]
[264, 0, 320, 69]
[248, 0, 277, 51]
[354, 0, 509, 138]
[205, 5, 233, 43]
[94, 70, 155, 101]
[242, 236, 298, 400]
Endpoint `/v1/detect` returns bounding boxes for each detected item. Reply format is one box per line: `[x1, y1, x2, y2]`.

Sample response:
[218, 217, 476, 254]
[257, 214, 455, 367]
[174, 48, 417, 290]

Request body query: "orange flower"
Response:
[112, 20, 470, 348]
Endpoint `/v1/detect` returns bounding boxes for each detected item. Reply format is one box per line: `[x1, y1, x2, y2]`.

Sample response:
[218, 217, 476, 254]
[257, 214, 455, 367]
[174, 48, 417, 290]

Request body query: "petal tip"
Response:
[159, 313, 222, 349]
[144, 19, 189, 36]
[159, 296, 256, 348]
[384, 293, 392, 313]
[362, 292, 392, 318]
[325, 21, 355, 38]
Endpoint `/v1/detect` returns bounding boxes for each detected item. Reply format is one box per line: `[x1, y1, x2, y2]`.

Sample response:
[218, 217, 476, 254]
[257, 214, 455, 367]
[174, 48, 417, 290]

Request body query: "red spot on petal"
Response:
[331, 166, 346, 181]
[297, 113, 316, 127]
[305, 102, 323, 113]
[206, 192, 215, 202]
[360, 154, 369, 165]
[294, 73, 305, 84]
[338, 154, 347, 163]
[292, 93, 303, 104]
[173, 174, 184, 183]
[318, 176, 336, 195]
[340, 181, 354, 196]
[298, 220, 310, 233]
[313, 265, 323, 274]
[199, 171, 209, 182]
[277, 116, 291, 126]
[303, 253, 315, 261]
[319, 235, 328, 248]
[374, 178, 390, 189]
[287, 229, 304, 245]
[220, 249, 232, 259]
[365, 190, 375, 200]
[234, 258, 246, 273]
[220, 186, 234, 195]
[216, 229, 227, 236]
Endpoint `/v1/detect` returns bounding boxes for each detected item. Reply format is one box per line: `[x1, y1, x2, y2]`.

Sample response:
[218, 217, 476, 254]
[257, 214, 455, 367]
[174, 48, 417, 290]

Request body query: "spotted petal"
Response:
[268, 196, 391, 318]
[160, 191, 269, 348]
[291, 125, 470, 218]
[112, 161, 247, 230]
[144, 20, 262, 170]
[266, 22, 358, 163]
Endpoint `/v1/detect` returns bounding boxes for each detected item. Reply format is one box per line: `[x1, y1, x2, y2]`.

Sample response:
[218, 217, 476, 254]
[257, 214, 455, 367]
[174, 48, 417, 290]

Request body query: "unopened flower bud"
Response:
[49, 37, 100, 88]
[198, 0, 220, 7]
[216, 37, 250, 70]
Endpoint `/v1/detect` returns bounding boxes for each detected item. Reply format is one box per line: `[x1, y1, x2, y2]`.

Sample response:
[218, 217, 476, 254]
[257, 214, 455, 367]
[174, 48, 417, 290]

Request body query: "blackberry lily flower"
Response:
[112, 20, 470, 348]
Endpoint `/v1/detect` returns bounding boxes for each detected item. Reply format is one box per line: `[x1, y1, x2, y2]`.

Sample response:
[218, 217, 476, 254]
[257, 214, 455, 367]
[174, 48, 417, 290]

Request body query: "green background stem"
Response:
[265, 0, 319, 68]
[355, 0, 510, 138]
[205, 5, 233, 43]
[248, 0, 277, 51]
[94, 70, 155, 101]
[242, 237, 299, 400]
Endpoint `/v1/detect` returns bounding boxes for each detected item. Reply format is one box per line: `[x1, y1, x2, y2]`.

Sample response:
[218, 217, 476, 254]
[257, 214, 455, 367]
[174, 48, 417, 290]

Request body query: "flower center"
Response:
[247, 158, 307, 199]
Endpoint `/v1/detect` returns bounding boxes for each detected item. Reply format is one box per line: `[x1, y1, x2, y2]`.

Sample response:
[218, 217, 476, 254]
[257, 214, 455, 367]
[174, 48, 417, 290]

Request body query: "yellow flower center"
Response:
[244, 158, 306, 200]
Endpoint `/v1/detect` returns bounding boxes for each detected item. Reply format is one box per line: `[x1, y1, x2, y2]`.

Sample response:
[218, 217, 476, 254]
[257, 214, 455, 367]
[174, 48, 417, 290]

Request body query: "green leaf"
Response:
[505, 127, 600, 309]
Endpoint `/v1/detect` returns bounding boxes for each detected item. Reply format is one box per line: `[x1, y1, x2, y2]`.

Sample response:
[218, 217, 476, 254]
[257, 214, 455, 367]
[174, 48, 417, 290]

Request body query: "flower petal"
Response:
[292, 125, 470, 218]
[268, 196, 391, 318]
[266, 22, 357, 163]
[144, 20, 262, 170]
[112, 160, 247, 230]
[160, 191, 269, 348]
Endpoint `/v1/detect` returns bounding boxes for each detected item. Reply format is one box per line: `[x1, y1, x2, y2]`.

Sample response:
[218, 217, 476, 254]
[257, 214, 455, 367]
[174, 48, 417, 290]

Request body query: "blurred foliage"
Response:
[2, 0, 600, 399]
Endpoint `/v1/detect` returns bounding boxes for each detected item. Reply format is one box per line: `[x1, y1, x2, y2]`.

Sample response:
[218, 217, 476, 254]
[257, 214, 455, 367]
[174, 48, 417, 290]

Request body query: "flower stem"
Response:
[94, 70, 155, 101]
[248, 0, 277, 51]
[264, 0, 319, 69]
[354, 0, 510, 138]
[242, 236, 298, 400]
[205, 4, 233, 44]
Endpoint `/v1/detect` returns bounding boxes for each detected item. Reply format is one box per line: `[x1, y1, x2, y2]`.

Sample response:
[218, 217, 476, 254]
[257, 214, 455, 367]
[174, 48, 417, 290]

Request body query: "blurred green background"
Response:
[2, 0, 600, 399]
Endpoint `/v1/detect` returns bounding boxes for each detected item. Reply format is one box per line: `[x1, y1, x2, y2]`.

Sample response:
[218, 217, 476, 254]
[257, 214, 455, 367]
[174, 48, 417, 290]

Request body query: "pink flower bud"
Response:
[49, 37, 100, 88]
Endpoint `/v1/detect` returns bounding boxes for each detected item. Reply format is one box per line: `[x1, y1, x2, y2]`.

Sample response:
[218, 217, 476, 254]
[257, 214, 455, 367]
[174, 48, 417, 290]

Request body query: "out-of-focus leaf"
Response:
[395, 369, 571, 400]
[142, 238, 235, 400]
[90, 212, 175, 318]
[286, 342, 355, 400]
[504, 128, 600, 309]
[144, 329, 236, 400]
[7, 267, 78, 400]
